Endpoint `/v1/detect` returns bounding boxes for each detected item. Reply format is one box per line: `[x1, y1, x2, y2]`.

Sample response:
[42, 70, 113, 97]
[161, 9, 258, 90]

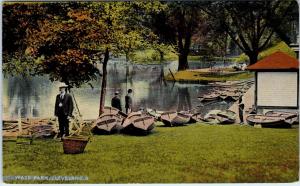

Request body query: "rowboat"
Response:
[91, 114, 122, 134]
[198, 94, 220, 103]
[122, 112, 155, 134]
[213, 114, 235, 124]
[265, 111, 299, 124]
[146, 108, 163, 120]
[160, 112, 190, 126]
[191, 113, 204, 122]
[173, 113, 191, 126]
[160, 111, 177, 126]
[217, 110, 236, 121]
[246, 114, 290, 128]
[203, 110, 236, 124]
[103, 106, 127, 119]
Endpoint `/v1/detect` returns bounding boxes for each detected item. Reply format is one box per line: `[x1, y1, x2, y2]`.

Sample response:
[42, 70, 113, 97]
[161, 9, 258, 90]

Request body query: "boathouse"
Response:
[247, 51, 299, 112]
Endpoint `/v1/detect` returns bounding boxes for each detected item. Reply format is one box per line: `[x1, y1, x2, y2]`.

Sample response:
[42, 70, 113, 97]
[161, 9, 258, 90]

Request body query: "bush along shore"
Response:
[165, 69, 254, 84]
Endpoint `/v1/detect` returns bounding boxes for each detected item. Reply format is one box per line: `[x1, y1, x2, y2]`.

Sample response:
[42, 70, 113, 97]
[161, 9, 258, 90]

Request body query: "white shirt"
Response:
[60, 92, 65, 99]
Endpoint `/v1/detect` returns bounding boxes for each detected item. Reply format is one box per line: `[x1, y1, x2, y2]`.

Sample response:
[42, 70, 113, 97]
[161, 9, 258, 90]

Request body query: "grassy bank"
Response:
[165, 70, 254, 83]
[3, 123, 298, 183]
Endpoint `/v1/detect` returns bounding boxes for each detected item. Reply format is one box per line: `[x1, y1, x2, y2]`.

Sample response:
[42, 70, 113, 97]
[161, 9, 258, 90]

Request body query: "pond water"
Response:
[2, 60, 234, 119]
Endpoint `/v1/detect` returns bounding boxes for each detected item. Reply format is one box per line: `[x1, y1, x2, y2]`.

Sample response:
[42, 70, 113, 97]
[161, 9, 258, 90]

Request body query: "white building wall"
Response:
[257, 72, 298, 107]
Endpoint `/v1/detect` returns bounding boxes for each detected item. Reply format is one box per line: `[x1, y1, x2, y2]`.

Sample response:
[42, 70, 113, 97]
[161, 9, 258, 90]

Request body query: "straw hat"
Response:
[58, 82, 68, 88]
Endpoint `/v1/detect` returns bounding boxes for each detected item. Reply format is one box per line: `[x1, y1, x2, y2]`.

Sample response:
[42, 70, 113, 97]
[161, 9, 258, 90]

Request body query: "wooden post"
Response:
[17, 108, 22, 135]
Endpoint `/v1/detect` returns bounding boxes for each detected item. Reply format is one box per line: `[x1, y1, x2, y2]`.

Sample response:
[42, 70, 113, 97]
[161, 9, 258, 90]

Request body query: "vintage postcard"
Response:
[1, 0, 299, 184]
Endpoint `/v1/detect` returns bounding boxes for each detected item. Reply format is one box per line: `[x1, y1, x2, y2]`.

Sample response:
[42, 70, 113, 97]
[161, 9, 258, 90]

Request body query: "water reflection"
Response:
[2, 60, 234, 119]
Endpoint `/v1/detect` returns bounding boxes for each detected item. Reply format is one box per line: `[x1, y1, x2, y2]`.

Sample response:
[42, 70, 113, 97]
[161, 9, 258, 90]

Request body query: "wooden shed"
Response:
[247, 52, 299, 110]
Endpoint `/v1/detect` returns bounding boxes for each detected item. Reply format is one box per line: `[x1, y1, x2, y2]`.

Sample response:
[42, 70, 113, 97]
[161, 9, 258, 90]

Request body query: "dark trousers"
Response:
[239, 110, 244, 123]
[58, 115, 69, 137]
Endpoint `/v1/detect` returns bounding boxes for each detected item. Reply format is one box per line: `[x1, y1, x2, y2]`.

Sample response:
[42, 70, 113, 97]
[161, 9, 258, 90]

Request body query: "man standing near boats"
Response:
[111, 91, 122, 111]
[238, 96, 245, 124]
[54, 83, 74, 138]
[125, 89, 133, 114]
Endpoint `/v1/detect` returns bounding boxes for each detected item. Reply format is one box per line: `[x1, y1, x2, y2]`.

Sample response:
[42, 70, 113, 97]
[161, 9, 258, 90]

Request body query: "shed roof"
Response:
[247, 51, 299, 71]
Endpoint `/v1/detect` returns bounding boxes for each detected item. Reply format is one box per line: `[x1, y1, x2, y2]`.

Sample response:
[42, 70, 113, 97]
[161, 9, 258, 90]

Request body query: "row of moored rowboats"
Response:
[3, 107, 298, 139]
[91, 107, 238, 135]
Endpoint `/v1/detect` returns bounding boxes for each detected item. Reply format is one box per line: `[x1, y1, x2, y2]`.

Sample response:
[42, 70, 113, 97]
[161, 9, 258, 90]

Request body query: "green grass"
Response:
[165, 71, 254, 82]
[234, 41, 297, 63]
[3, 123, 298, 183]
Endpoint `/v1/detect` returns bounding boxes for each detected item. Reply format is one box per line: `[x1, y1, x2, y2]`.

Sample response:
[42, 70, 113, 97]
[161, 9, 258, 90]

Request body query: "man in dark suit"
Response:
[125, 89, 133, 114]
[55, 84, 74, 138]
[111, 91, 122, 111]
[238, 96, 245, 124]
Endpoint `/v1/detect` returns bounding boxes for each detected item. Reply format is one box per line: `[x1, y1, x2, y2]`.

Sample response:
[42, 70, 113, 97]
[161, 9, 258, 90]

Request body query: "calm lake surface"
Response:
[2, 60, 234, 119]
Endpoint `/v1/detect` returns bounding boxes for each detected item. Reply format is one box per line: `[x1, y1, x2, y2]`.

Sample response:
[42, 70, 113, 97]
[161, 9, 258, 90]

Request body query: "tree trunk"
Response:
[177, 24, 191, 71]
[99, 47, 109, 116]
[248, 52, 258, 65]
[178, 51, 189, 71]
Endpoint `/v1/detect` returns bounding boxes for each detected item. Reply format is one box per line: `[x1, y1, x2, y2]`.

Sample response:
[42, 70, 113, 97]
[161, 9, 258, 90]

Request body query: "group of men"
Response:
[111, 89, 133, 114]
[54, 84, 134, 138]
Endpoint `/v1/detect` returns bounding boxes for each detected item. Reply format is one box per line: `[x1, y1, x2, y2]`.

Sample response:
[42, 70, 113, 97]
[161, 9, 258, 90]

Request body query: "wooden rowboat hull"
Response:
[161, 119, 172, 127]
[246, 115, 291, 128]
[122, 123, 155, 135]
[92, 123, 119, 134]
[171, 116, 190, 126]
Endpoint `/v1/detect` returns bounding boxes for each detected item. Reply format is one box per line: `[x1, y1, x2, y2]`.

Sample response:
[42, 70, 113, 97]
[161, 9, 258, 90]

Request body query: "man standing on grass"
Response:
[125, 89, 133, 114]
[111, 91, 122, 111]
[238, 96, 245, 124]
[54, 83, 74, 138]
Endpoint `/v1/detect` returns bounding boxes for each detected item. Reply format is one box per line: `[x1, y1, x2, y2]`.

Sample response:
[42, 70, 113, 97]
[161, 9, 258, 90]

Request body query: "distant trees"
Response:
[204, 0, 298, 65]
[2, 1, 299, 115]
[146, 2, 207, 71]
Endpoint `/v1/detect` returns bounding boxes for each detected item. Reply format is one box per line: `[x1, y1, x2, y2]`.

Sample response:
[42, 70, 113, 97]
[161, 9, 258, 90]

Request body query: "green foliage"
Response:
[131, 48, 177, 64]
[3, 124, 298, 183]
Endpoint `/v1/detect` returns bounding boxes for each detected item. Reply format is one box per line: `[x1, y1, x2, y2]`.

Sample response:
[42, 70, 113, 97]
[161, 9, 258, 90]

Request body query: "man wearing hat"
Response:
[125, 89, 133, 114]
[111, 91, 122, 111]
[238, 95, 245, 124]
[54, 83, 74, 138]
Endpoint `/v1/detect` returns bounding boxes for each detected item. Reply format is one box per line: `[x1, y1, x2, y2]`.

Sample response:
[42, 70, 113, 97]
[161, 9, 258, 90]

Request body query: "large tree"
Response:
[3, 2, 162, 115]
[146, 2, 206, 71]
[204, 0, 298, 65]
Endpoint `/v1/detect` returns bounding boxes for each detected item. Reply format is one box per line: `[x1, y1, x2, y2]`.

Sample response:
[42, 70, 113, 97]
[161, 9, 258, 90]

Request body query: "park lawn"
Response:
[2, 123, 298, 184]
[165, 70, 254, 82]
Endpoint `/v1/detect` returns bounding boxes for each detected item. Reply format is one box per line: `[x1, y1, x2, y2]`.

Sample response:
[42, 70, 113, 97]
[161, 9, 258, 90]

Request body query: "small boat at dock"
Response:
[198, 94, 220, 103]
[160, 111, 177, 126]
[122, 112, 155, 134]
[246, 114, 291, 128]
[91, 114, 122, 134]
[191, 113, 204, 122]
[160, 112, 190, 126]
[265, 111, 299, 124]
[203, 110, 236, 124]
